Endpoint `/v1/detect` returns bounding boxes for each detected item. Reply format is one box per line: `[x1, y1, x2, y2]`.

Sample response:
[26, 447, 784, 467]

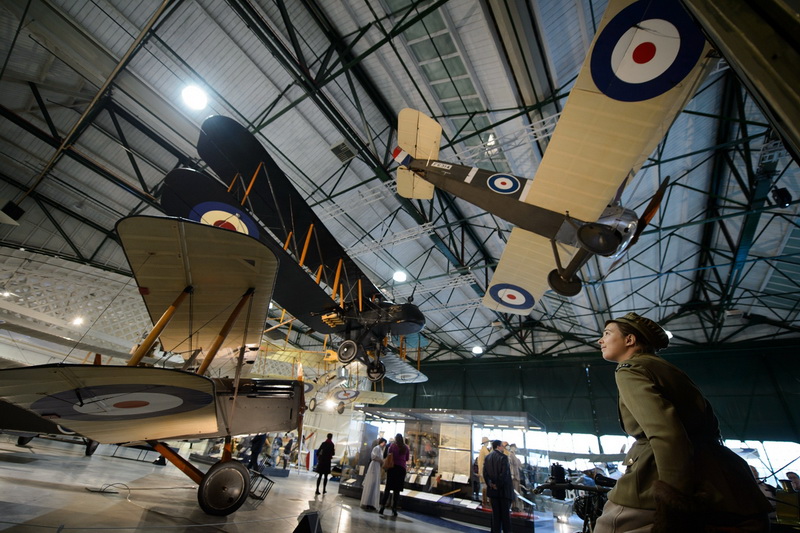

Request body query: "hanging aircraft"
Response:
[161, 116, 426, 382]
[393, 0, 713, 314]
[0, 216, 305, 516]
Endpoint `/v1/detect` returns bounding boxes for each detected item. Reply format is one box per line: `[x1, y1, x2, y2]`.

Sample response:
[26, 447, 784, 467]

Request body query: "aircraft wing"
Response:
[116, 215, 278, 353]
[196, 115, 382, 309]
[345, 390, 396, 406]
[160, 168, 342, 334]
[381, 352, 427, 384]
[0, 364, 219, 444]
[397, 0, 712, 313]
[523, 0, 711, 221]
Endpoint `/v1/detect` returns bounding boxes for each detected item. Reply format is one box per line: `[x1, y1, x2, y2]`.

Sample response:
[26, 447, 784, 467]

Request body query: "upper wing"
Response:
[0, 365, 218, 444]
[523, 0, 712, 221]
[197, 116, 382, 306]
[116, 215, 278, 353]
[160, 168, 344, 334]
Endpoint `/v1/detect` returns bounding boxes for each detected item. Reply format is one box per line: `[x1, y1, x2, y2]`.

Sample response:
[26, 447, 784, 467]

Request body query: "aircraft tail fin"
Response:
[394, 108, 442, 200]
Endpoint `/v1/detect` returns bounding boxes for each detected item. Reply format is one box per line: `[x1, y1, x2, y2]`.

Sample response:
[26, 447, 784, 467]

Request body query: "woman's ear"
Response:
[625, 334, 636, 346]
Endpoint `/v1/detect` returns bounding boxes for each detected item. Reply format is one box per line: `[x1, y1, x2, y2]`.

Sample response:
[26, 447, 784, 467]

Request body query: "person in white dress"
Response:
[360, 438, 387, 510]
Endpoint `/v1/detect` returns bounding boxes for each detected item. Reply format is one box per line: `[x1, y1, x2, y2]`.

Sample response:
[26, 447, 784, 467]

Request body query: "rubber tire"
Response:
[85, 439, 100, 456]
[547, 269, 582, 297]
[16, 436, 34, 446]
[337, 340, 359, 364]
[309, 397, 317, 412]
[337, 401, 346, 414]
[366, 362, 386, 382]
[197, 460, 251, 516]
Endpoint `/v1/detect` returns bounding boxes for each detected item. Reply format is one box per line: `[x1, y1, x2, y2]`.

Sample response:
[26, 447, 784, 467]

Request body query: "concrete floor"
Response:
[0, 435, 586, 533]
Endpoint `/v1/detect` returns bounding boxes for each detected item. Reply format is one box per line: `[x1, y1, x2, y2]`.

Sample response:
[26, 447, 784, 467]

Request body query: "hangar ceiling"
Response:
[0, 0, 798, 381]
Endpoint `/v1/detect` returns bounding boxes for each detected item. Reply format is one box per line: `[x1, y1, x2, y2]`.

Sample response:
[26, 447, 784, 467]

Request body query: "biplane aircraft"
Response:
[250, 341, 402, 414]
[161, 116, 425, 382]
[393, 0, 713, 314]
[0, 216, 305, 516]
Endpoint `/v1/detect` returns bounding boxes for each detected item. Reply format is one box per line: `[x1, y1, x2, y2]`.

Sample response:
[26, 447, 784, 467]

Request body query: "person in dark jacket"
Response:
[282, 434, 294, 469]
[247, 433, 267, 470]
[483, 440, 512, 533]
[594, 312, 771, 533]
[315, 433, 335, 495]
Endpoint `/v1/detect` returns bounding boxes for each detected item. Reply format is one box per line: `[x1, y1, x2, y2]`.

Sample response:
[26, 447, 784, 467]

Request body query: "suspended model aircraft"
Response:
[0, 216, 305, 516]
[161, 115, 426, 382]
[394, 0, 712, 314]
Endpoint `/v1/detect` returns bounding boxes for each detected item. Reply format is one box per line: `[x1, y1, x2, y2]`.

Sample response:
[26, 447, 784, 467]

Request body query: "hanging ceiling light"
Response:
[771, 187, 792, 208]
[392, 271, 407, 283]
[181, 84, 208, 110]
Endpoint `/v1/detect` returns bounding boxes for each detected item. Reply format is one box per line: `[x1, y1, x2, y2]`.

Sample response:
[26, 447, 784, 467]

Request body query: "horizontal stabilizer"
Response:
[397, 167, 434, 200]
[397, 108, 441, 160]
[395, 108, 442, 200]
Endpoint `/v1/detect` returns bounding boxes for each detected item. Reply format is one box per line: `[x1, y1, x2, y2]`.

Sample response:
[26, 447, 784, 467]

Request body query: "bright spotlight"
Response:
[72, 317, 84, 326]
[472, 346, 483, 355]
[181, 85, 207, 110]
[392, 271, 407, 283]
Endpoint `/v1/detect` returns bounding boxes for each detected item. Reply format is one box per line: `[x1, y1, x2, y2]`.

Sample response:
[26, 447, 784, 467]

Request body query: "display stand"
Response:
[338, 407, 551, 531]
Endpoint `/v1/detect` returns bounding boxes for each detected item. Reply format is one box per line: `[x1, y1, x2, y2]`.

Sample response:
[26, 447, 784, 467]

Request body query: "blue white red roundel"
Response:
[30, 384, 214, 421]
[189, 201, 260, 238]
[590, 0, 705, 102]
[333, 389, 359, 401]
[488, 283, 535, 310]
[487, 174, 521, 194]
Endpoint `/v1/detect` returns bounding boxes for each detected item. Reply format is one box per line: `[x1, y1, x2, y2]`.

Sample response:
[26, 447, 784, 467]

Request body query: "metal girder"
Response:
[680, 0, 800, 161]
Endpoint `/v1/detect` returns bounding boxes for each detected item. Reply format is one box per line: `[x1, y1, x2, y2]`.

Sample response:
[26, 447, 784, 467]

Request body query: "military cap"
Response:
[608, 312, 669, 352]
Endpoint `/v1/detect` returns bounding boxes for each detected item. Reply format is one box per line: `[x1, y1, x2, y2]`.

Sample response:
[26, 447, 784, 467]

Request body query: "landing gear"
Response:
[547, 269, 583, 297]
[16, 436, 34, 447]
[337, 340, 359, 364]
[308, 397, 317, 412]
[85, 439, 99, 456]
[366, 362, 386, 382]
[336, 401, 346, 414]
[197, 460, 251, 516]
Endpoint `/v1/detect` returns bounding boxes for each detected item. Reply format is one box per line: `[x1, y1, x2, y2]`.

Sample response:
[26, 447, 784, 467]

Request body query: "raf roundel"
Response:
[590, 0, 705, 102]
[487, 174, 521, 194]
[188, 201, 260, 237]
[488, 283, 535, 310]
[30, 384, 214, 422]
[333, 389, 359, 401]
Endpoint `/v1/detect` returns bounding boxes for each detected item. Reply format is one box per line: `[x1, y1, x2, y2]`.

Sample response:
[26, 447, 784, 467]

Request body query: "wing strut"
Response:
[128, 286, 193, 367]
[197, 288, 256, 375]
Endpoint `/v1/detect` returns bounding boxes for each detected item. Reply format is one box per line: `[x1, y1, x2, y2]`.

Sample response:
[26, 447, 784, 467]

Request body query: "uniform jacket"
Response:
[483, 449, 513, 500]
[610, 353, 771, 518]
[477, 444, 490, 478]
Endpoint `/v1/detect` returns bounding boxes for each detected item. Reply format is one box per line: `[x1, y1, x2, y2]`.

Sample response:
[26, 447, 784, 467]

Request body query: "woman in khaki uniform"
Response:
[594, 312, 771, 533]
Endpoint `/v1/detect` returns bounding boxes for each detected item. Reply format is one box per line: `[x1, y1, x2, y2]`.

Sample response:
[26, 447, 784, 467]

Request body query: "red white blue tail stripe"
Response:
[392, 146, 412, 166]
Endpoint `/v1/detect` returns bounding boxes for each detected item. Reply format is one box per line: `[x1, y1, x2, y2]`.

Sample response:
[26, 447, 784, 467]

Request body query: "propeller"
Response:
[629, 175, 670, 248]
[606, 175, 670, 274]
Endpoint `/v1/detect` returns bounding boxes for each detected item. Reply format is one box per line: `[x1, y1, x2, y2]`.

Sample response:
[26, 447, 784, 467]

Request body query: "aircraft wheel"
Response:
[336, 401, 346, 414]
[16, 436, 34, 447]
[547, 269, 582, 297]
[366, 362, 386, 382]
[309, 398, 317, 412]
[197, 460, 251, 516]
[85, 439, 100, 456]
[337, 340, 359, 364]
